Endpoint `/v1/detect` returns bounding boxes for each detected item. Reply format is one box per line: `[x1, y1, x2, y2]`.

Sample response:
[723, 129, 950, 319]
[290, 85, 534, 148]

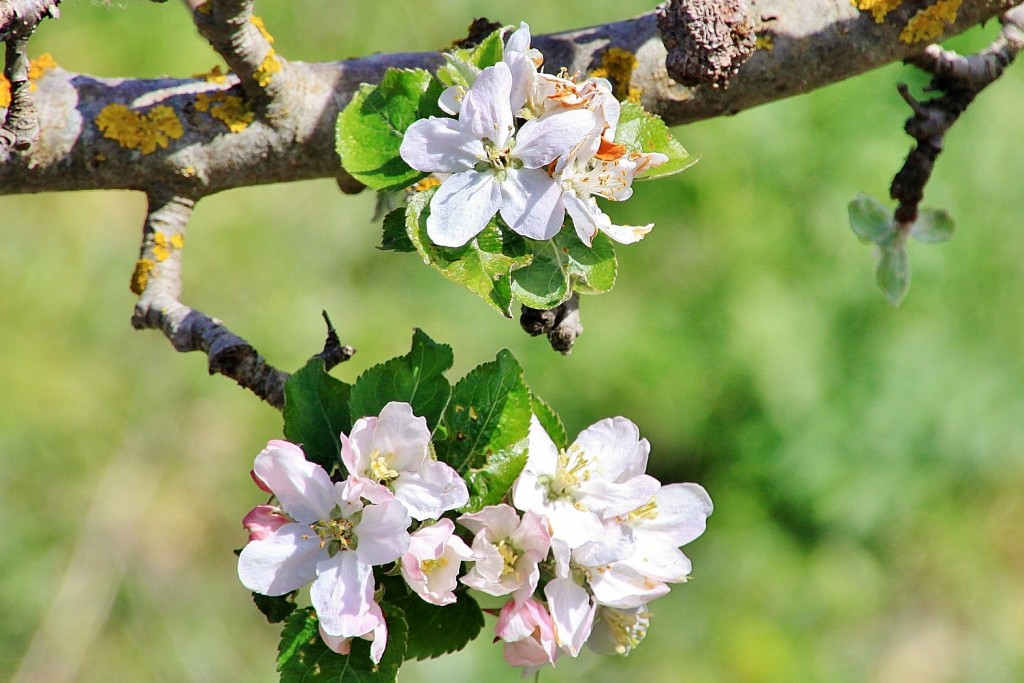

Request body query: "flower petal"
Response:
[514, 109, 595, 168]
[238, 523, 326, 595]
[311, 552, 377, 637]
[394, 458, 469, 520]
[573, 417, 650, 482]
[426, 169, 501, 247]
[563, 192, 602, 247]
[461, 62, 514, 147]
[252, 440, 335, 524]
[638, 482, 713, 547]
[499, 167, 564, 241]
[399, 117, 482, 173]
[355, 499, 411, 565]
[371, 402, 431, 471]
[544, 577, 596, 656]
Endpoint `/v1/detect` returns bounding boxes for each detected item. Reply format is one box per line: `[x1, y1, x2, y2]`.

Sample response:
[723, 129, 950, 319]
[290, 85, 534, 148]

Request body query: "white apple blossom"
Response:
[341, 401, 468, 520]
[458, 504, 550, 604]
[237, 440, 411, 663]
[400, 61, 594, 247]
[512, 416, 660, 549]
[400, 518, 475, 605]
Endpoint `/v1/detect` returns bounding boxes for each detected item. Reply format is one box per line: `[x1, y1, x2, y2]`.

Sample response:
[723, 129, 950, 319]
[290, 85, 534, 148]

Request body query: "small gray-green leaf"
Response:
[849, 193, 894, 243]
[911, 208, 956, 244]
[876, 244, 911, 306]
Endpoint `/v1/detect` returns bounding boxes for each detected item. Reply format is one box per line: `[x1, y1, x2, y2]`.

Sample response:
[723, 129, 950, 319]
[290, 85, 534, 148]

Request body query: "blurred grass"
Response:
[3, 2, 1024, 682]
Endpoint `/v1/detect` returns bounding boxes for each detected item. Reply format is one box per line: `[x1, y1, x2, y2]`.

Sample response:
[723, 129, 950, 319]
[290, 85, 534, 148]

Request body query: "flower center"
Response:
[308, 513, 356, 555]
[478, 136, 521, 174]
[368, 448, 399, 483]
[626, 499, 658, 524]
[602, 607, 650, 654]
[421, 556, 449, 575]
[496, 539, 520, 577]
[539, 443, 591, 506]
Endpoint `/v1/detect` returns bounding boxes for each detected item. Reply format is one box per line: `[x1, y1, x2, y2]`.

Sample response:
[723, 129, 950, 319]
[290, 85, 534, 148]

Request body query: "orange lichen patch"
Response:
[255, 48, 282, 87]
[130, 258, 155, 295]
[193, 65, 228, 84]
[152, 232, 185, 262]
[195, 91, 254, 132]
[852, 0, 903, 23]
[412, 176, 442, 192]
[900, 0, 962, 43]
[590, 47, 640, 103]
[95, 103, 185, 154]
[0, 76, 9, 108]
[251, 15, 275, 44]
[28, 53, 58, 80]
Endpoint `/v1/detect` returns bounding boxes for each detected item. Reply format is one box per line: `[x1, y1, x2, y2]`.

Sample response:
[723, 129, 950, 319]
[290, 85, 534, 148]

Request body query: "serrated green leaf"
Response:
[614, 102, 697, 179]
[848, 193, 894, 243]
[283, 359, 352, 473]
[406, 189, 532, 316]
[510, 228, 617, 309]
[531, 393, 567, 449]
[436, 28, 505, 86]
[349, 329, 453, 431]
[254, 590, 298, 624]
[911, 208, 956, 244]
[389, 591, 484, 661]
[876, 244, 910, 306]
[336, 68, 444, 191]
[463, 448, 528, 512]
[278, 606, 408, 683]
[381, 208, 414, 252]
[439, 349, 532, 476]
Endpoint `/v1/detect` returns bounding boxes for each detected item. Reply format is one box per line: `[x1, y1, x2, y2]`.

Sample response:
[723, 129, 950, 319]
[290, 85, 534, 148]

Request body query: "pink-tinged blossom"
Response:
[458, 504, 550, 604]
[318, 601, 389, 664]
[512, 416, 660, 549]
[495, 598, 560, 677]
[341, 401, 468, 520]
[400, 518, 474, 606]
[399, 61, 594, 247]
[242, 504, 288, 541]
[237, 440, 410, 663]
[544, 577, 595, 657]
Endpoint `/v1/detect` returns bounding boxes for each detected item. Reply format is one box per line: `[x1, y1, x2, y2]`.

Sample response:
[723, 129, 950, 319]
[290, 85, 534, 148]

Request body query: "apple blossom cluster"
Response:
[399, 23, 668, 249]
[238, 400, 712, 676]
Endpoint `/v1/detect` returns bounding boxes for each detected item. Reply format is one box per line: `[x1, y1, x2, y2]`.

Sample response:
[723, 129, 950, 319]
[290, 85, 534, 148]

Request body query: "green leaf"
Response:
[278, 606, 408, 683]
[349, 329, 453, 431]
[389, 591, 484, 661]
[849, 193, 894, 243]
[406, 189, 532, 316]
[463, 447, 528, 512]
[510, 228, 617, 310]
[614, 102, 697, 179]
[381, 208, 414, 252]
[531, 393, 567, 449]
[911, 208, 956, 244]
[439, 347, 532, 466]
[876, 244, 911, 306]
[336, 68, 445, 191]
[283, 359, 353, 473]
[436, 28, 505, 86]
[254, 590, 298, 624]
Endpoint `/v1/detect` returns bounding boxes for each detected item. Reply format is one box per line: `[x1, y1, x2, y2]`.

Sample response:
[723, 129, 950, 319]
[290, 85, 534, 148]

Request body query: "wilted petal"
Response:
[238, 523, 325, 595]
[599, 221, 654, 245]
[252, 440, 335, 524]
[426, 169, 501, 247]
[400, 117, 483, 173]
[499, 167, 564, 241]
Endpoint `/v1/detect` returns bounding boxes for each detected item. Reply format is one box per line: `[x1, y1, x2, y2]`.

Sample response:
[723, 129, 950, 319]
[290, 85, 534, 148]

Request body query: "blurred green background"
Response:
[4, 2, 1024, 681]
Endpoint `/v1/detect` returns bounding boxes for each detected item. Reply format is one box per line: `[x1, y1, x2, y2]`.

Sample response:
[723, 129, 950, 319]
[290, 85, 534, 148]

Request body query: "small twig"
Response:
[315, 311, 356, 371]
[2, 15, 41, 152]
[890, 6, 1024, 225]
[0, 0, 60, 42]
[193, 0, 283, 105]
[130, 190, 291, 409]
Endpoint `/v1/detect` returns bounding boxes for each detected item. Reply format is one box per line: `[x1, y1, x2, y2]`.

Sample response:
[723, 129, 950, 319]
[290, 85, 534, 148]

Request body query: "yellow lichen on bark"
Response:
[95, 104, 185, 154]
[590, 48, 643, 104]
[1, 53, 60, 106]
[851, 0, 903, 23]
[756, 34, 775, 50]
[194, 65, 228, 84]
[251, 16, 275, 44]
[900, 0, 962, 43]
[195, 92, 254, 132]
[152, 233, 185, 262]
[255, 48, 282, 87]
[130, 258, 155, 295]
